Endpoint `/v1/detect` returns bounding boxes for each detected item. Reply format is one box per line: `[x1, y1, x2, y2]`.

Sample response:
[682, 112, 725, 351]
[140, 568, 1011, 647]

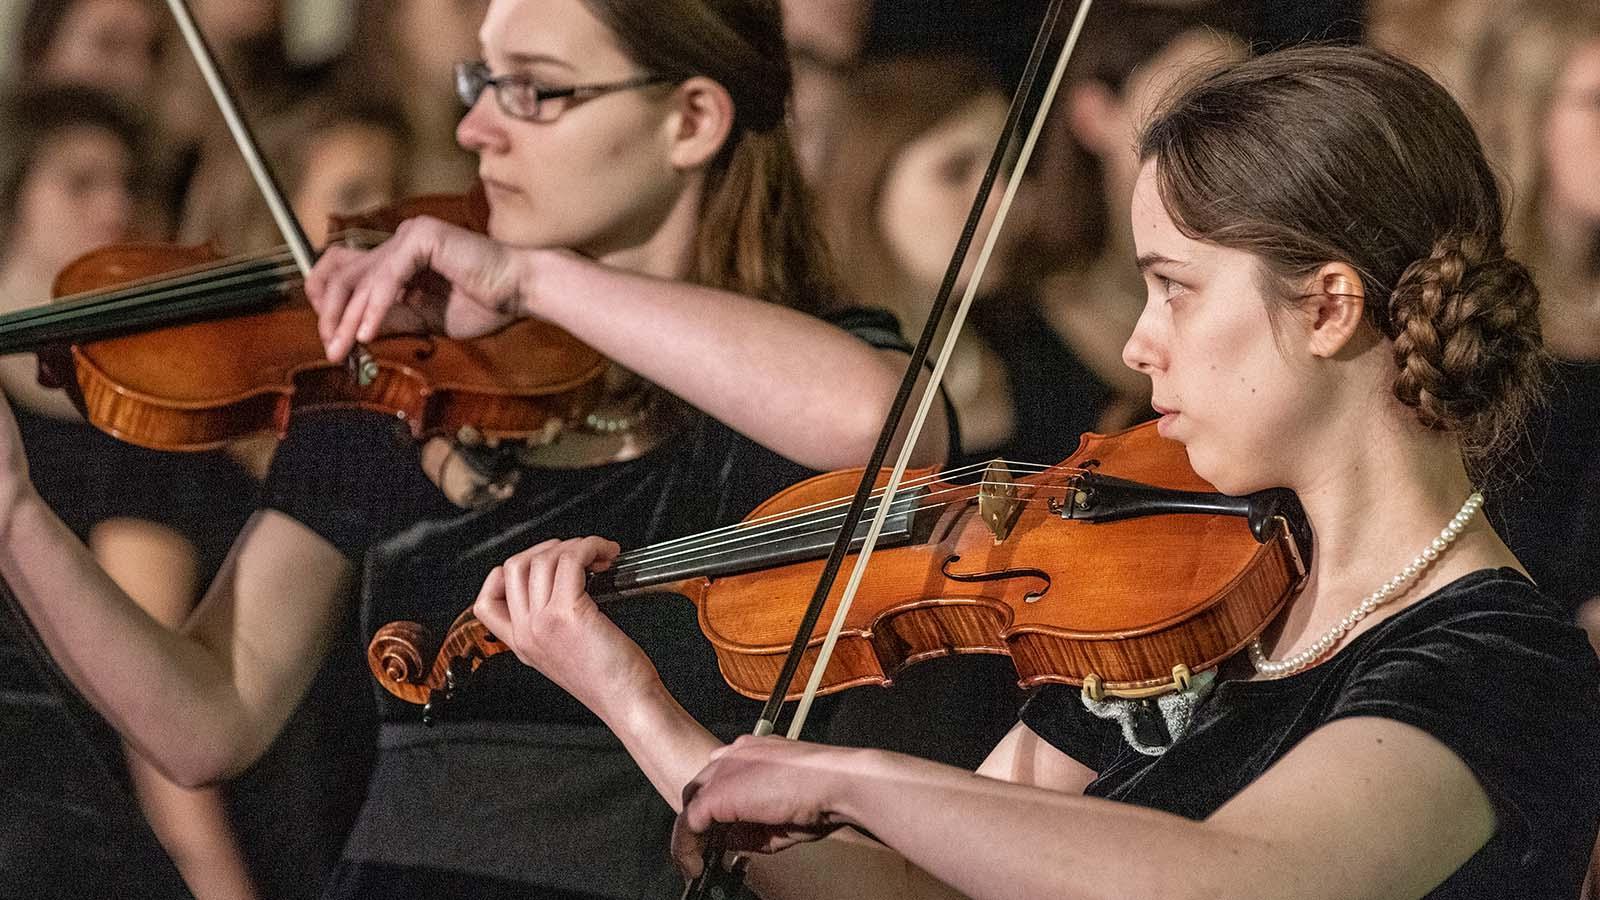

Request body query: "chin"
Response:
[1181, 443, 1263, 497]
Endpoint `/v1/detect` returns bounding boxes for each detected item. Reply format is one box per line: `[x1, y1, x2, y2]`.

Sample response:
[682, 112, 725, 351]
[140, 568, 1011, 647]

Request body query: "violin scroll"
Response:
[367, 607, 505, 720]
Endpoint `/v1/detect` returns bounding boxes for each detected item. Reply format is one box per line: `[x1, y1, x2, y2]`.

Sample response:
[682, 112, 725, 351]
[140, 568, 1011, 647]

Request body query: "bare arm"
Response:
[677, 716, 1495, 900]
[93, 518, 262, 900]
[0, 429, 352, 786]
[305, 218, 948, 471]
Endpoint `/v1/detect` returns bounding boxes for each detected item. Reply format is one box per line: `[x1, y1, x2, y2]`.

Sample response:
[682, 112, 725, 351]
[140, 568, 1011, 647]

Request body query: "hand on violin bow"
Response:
[471, 536, 659, 719]
[305, 215, 552, 363]
[671, 735, 859, 876]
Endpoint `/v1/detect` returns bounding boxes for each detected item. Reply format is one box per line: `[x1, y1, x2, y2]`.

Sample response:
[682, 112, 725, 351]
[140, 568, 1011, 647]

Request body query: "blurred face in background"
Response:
[9, 125, 135, 275]
[1544, 38, 1600, 223]
[36, 0, 161, 102]
[293, 122, 405, 246]
[780, 0, 869, 178]
[876, 90, 1011, 293]
[192, 0, 279, 47]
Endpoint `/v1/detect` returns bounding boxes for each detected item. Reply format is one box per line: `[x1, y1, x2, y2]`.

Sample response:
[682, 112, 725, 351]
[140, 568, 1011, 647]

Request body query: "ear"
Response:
[665, 76, 736, 171]
[1066, 79, 1124, 158]
[1300, 262, 1367, 358]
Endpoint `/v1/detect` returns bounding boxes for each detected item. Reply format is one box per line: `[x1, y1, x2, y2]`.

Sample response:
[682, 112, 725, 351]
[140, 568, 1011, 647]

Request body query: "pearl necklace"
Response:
[1248, 490, 1484, 678]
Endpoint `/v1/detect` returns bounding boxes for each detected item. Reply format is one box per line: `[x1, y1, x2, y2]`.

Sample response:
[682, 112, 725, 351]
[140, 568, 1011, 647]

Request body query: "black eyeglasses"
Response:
[454, 60, 674, 122]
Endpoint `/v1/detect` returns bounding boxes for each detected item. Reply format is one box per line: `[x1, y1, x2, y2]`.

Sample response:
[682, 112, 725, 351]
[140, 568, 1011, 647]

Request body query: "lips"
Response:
[479, 174, 521, 195]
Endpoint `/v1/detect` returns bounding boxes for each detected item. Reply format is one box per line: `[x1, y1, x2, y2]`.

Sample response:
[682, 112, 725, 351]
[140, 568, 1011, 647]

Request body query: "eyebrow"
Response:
[499, 51, 577, 72]
[1135, 252, 1190, 272]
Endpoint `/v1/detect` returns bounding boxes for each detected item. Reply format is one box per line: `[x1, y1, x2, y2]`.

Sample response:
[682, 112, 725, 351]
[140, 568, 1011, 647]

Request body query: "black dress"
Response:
[260, 309, 1015, 899]
[1020, 568, 1600, 898]
[1488, 359, 1600, 619]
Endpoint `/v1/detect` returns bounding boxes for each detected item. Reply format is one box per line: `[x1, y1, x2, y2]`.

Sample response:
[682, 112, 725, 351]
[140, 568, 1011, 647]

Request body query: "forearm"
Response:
[127, 751, 261, 900]
[836, 751, 1278, 900]
[527, 252, 946, 470]
[0, 491, 255, 778]
[600, 676, 725, 812]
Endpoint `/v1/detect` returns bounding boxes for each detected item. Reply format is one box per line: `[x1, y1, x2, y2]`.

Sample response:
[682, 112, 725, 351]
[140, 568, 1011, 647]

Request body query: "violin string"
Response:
[610, 465, 1067, 572]
[607, 488, 1078, 583]
[606, 459, 1057, 562]
[0, 224, 390, 336]
[609, 476, 1052, 573]
[0, 256, 300, 337]
[610, 460, 1008, 555]
[2, 250, 299, 326]
[609, 473, 1079, 578]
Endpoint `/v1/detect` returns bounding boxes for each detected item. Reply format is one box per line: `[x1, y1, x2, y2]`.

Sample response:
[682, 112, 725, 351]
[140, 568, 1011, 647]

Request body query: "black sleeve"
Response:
[259, 411, 442, 561]
[827, 305, 964, 464]
[1324, 593, 1600, 861]
[1016, 683, 1127, 774]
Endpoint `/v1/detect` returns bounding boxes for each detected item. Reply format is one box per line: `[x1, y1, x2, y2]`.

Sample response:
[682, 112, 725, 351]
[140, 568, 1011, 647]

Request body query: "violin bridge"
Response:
[978, 460, 1025, 543]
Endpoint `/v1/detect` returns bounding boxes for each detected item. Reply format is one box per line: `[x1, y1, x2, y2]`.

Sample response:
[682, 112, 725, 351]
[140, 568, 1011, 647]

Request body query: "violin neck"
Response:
[0, 255, 293, 355]
[588, 485, 936, 600]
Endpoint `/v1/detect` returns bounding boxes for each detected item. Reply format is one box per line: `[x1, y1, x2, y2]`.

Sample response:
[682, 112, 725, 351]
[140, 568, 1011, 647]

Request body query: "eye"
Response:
[1153, 274, 1187, 303]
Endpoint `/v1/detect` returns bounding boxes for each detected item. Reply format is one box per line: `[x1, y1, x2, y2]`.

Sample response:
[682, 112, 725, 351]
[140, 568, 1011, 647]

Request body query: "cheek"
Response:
[878, 170, 968, 288]
[491, 118, 675, 249]
[1546, 115, 1600, 215]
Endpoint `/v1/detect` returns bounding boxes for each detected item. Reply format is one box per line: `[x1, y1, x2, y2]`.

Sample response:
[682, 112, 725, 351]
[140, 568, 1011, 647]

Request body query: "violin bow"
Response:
[684, 0, 1094, 894]
[160, 0, 379, 385]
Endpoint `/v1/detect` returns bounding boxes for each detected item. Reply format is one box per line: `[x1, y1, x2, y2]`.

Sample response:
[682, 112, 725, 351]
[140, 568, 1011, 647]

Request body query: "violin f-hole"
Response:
[940, 554, 1053, 604]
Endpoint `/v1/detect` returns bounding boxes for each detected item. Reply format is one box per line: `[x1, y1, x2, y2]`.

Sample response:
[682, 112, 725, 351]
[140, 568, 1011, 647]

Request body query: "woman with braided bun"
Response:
[469, 45, 1600, 899]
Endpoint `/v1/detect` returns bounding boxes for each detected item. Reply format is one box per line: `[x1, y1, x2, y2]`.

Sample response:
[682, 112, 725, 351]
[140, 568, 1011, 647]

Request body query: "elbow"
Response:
[153, 745, 249, 789]
[134, 724, 266, 789]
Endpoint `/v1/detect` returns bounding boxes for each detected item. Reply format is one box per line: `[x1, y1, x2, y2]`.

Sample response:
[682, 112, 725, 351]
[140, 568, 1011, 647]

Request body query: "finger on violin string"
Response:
[359, 232, 433, 344]
[471, 567, 513, 639]
[553, 549, 593, 609]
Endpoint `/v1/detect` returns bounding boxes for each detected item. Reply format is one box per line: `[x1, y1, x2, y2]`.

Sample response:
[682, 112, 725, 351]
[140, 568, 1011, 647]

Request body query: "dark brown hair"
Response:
[0, 84, 144, 253]
[1139, 44, 1546, 475]
[578, 0, 837, 313]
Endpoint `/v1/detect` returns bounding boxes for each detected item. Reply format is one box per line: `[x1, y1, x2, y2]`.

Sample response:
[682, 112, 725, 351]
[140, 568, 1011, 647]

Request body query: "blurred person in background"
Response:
[0, 83, 258, 900]
[778, 0, 871, 178]
[15, 0, 164, 105]
[177, 92, 410, 254]
[969, 2, 1245, 466]
[814, 53, 1015, 455]
[338, 0, 488, 193]
[1450, 0, 1600, 621]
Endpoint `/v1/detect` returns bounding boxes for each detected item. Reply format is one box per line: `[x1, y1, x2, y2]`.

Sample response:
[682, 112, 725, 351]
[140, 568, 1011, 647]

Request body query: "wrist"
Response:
[824, 745, 888, 831]
[595, 657, 673, 736]
[516, 247, 579, 322]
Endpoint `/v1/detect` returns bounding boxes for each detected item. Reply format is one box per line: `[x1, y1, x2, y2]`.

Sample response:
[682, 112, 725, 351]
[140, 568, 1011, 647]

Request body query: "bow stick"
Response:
[161, 0, 379, 385]
[686, 0, 1094, 893]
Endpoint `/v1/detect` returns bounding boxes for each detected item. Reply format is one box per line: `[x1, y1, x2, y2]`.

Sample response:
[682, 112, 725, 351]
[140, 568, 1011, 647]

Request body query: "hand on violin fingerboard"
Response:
[306, 216, 532, 362]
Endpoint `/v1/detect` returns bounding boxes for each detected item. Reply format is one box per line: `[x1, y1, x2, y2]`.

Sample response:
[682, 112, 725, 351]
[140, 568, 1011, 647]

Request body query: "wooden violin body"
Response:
[17, 189, 606, 451]
[369, 422, 1312, 711]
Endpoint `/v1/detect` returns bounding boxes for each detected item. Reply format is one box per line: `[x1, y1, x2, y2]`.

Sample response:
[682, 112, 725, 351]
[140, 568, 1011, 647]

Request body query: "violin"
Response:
[368, 421, 1313, 717]
[0, 188, 607, 452]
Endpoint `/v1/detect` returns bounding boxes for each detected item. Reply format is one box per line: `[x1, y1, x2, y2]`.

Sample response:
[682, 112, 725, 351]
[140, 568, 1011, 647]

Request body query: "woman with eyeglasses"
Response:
[0, 1, 949, 897]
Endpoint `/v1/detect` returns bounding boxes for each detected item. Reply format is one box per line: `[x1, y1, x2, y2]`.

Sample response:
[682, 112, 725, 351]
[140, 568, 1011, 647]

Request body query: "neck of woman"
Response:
[1255, 410, 1514, 669]
[589, 179, 707, 282]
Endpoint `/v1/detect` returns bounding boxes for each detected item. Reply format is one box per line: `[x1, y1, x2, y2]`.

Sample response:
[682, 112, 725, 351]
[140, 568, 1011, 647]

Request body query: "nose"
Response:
[456, 92, 507, 156]
[1120, 300, 1164, 376]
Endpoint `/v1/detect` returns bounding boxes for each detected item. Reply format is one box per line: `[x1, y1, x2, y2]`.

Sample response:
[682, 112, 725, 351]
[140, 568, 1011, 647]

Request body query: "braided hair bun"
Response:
[1389, 234, 1546, 464]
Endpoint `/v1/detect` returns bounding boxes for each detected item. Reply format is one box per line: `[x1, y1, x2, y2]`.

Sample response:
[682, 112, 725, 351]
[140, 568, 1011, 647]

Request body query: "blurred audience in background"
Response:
[0, 0, 1595, 896]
